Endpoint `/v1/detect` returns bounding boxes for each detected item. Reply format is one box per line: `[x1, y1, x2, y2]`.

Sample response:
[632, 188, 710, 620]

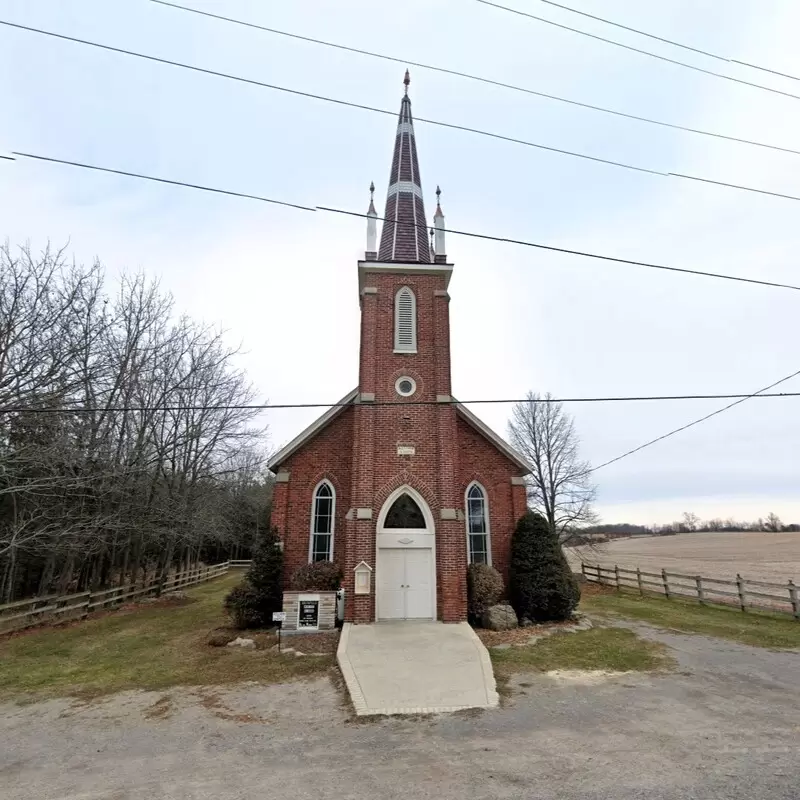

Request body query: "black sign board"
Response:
[298, 599, 319, 628]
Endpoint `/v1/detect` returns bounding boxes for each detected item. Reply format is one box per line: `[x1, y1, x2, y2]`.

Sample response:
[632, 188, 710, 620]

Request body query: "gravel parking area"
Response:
[2, 621, 798, 800]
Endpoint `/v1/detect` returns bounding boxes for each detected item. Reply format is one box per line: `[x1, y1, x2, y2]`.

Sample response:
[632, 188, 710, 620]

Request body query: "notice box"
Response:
[298, 594, 320, 630]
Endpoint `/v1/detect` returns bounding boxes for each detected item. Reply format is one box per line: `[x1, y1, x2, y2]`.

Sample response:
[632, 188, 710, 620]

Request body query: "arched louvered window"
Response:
[466, 482, 491, 565]
[394, 286, 417, 353]
[309, 480, 335, 562]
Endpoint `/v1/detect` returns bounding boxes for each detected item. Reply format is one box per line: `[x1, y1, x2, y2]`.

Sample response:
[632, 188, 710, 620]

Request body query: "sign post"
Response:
[272, 610, 287, 652]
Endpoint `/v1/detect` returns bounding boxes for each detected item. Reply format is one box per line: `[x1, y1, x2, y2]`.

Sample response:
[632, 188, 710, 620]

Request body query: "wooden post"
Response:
[695, 575, 705, 605]
[662, 568, 671, 600]
[581, 562, 587, 581]
[788, 580, 799, 620]
[84, 590, 92, 620]
[614, 564, 621, 592]
[637, 567, 643, 596]
[736, 573, 747, 612]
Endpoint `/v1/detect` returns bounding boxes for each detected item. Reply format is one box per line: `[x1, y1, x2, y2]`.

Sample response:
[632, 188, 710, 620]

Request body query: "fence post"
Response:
[637, 567, 643, 595]
[84, 590, 92, 620]
[695, 575, 705, 605]
[581, 562, 587, 581]
[788, 580, 799, 620]
[736, 573, 747, 612]
[662, 569, 671, 600]
[614, 564, 621, 592]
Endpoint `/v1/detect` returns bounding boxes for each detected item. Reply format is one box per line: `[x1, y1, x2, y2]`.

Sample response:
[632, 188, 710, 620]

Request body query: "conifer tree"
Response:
[509, 511, 580, 622]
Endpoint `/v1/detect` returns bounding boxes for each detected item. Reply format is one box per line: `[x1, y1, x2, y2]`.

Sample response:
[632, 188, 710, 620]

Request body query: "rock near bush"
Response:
[207, 627, 237, 647]
[482, 604, 518, 631]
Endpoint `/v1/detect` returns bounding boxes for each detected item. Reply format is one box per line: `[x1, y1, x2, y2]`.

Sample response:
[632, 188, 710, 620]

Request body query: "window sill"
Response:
[393, 349, 418, 354]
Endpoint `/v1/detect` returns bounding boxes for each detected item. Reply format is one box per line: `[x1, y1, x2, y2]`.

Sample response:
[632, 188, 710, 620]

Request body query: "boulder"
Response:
[207, 627, 237, 647]
[226, 636, 256, 649]
[482, 604, 518, 631]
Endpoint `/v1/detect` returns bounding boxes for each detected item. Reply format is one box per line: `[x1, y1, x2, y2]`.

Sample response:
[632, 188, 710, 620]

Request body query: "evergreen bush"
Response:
[289, 560, 342, 591]
[466, 563, 504, 625]
[508, 511, 580, 622]
[224, 525, 284, 629]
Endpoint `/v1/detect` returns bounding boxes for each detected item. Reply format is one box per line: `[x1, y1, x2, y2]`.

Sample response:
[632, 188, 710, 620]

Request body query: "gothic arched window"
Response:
[383, 493, 426, 529]
[394, 286, 417, 353]
[309, 480, 335, 561]
[466, 482, 490, 564]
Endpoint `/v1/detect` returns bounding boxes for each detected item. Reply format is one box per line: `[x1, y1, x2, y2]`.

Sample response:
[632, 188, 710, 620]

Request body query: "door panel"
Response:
[378, 549, 406, 620]
[404, 548, 433, 619]
[377, 547, 434, 620]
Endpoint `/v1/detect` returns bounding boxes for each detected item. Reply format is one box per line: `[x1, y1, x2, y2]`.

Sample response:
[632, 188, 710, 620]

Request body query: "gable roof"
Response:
[267, 389, 358, 472]
[453, 399, 532, 475]
[267, 389, 531, 476]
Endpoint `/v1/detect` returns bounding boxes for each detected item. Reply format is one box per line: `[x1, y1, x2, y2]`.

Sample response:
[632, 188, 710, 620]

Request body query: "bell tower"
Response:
[344, 72, 466, 623]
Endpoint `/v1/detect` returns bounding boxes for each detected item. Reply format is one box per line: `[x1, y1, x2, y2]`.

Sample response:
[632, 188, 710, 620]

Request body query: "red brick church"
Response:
[269, 73, 530, 623]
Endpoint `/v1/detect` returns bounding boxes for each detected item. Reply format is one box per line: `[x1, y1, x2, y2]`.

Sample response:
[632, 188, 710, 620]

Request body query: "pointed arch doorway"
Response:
[375, 486, 437, 621]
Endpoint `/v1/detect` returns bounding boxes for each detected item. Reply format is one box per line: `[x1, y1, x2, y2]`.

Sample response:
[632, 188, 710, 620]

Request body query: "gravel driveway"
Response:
[2, 624, 798, 800]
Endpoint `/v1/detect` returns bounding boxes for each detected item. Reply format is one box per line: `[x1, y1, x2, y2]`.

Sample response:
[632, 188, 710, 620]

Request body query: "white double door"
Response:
[378, 547, 434, 620]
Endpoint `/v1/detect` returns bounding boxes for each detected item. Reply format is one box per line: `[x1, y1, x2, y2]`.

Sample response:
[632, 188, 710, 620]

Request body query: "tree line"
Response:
[0, 243, 271, 603]
[584, 511, 799, 539]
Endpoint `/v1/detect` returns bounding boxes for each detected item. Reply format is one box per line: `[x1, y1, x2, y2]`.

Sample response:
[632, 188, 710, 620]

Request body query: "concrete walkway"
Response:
[337, 621, 498, 715]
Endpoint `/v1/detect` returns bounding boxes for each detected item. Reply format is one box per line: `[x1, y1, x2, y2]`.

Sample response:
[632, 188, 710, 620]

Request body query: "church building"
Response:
[269, 73, 531, 623]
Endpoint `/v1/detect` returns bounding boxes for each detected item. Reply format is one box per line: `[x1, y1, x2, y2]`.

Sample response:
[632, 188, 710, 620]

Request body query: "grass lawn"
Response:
[0, 574, 335, 701]
[489, 627, 672, 683]
[580, 586, 800, 649]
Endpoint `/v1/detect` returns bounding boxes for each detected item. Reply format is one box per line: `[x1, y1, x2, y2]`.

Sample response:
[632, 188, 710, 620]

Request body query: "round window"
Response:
[395, 376, 417, 397]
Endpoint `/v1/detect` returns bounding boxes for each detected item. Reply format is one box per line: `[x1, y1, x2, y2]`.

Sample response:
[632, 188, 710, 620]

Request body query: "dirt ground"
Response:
[569, 531, 800, 583]
[2, 620, 799, 800]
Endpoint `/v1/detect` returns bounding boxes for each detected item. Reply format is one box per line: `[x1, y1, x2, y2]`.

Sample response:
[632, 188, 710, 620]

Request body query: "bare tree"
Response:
[0, 242, 269, 603]
[682, 512, 700, 532]
[764, 512, 783, 532]
[508, 392, 598, 541]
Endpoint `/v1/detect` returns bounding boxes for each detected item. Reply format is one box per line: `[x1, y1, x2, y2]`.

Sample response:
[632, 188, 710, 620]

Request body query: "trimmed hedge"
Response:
[467, 563, 504, 624]
[289, 560, 343, 591]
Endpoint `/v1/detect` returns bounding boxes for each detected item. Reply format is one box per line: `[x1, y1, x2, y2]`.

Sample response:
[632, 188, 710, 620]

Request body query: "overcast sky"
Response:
[2, 0, 800, 525]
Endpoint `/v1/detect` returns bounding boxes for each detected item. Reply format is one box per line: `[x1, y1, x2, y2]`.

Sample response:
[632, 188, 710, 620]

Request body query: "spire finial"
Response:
[369, 181, 375, 199]
[436, 185, 441, 201]
[404, 69, 410, 94]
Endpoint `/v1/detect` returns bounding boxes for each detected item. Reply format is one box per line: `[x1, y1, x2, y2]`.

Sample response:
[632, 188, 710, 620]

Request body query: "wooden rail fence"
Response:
[582, 562, 799, 620]
[0, 559, 253, 634]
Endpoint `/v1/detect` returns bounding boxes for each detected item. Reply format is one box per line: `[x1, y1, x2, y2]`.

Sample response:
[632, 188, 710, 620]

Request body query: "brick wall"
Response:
[456, 414, 528, 584]
[271, 408, 355, 585]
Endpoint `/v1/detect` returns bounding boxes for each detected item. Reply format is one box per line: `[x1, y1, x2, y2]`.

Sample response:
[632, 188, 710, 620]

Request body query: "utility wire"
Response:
[538, 0, 800, 82]
[592, 367, 800, 472]
[11, 150, 800, 294]
[6, 20, 800, 204]
[3, 391, 800, 415]
[145, 0, 800, 157]
[9, 151, 316, 211]
[476, 0, 800, 102]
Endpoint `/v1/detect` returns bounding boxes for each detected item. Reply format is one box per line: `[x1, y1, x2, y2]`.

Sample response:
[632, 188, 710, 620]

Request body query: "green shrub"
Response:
[224, 583, 262, 629]
[289, 561, 342, 591]
[467, 563, 504, 624]
[509, 511, 580, 622]
[224, 525, 284, 629]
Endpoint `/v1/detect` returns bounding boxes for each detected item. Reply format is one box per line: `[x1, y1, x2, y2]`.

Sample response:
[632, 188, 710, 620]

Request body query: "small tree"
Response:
[224, 525, 283, 628]
[509, 511, 580, 623]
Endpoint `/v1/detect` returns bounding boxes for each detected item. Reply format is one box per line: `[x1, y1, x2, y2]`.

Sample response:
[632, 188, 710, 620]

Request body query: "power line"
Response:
[11, 150, 800, 294]
[6, 20, 800, 205]
[9, 151, 315, 211]
[538, 0, 800, 82]
[145, 0, 800, 157]
[476, 0, 800, 102]
[592, 367, 800, 472]
[3, 391, 800, 415]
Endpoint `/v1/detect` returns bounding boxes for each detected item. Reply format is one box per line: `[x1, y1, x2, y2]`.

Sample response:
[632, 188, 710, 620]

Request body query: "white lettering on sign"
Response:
[397, 445, 415, 456]
[272, 611, 287, 622]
